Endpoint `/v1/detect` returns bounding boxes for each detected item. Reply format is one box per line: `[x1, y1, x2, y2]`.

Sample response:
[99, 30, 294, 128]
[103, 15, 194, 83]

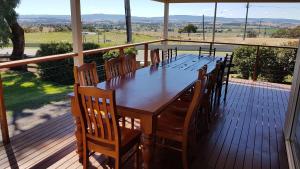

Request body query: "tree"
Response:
[0, 19, 9, 48]
[271, 26, 300, 38]
[0, 0, 25, 61]
[180, 24, 198, 37]
[247, 30, 258, 38]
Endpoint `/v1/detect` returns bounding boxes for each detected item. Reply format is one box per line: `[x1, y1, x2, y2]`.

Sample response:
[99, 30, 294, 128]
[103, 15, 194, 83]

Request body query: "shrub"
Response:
[233, 45, 297, 83]
[103, 47, 137, 60]
[259, 47, 285, 83]
[271, 26, 300, 38]
[37, 42, 102, 85]
[233, 46, 257, 79]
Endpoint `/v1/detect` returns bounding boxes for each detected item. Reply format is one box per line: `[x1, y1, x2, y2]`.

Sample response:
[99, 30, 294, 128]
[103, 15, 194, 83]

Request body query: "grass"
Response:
[21, 31, 298, 48]
[24, 31, 158, 47]
[1, 71, 73, 118]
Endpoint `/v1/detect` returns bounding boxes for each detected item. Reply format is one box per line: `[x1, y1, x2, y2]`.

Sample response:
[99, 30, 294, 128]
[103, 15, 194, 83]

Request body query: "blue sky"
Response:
[16, 0, 300, 20]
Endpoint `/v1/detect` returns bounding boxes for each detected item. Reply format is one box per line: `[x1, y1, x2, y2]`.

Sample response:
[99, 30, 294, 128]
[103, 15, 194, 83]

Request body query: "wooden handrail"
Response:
[167, 39, 298, 50]
[0, 38, 297, 144]
[0, 39, 166, 70]
[0, 38, 296, 70]
[0, 75, 9, 144]
[83, 39, 166, 55]
[0, 52, 77, 69]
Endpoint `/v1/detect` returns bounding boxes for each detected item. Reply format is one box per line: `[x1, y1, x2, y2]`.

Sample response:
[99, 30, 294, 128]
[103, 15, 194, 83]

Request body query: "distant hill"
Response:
[18, 14, 300, 25]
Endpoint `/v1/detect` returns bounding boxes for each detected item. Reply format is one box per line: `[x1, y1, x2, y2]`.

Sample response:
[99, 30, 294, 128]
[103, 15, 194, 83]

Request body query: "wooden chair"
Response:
[169, 65, 218, 130]
[167, 47, 178, 60]
[203, 62, 221, 124]
[223, 53, 234, 102]
[154, 78, 205, 169]
[74, 62, 99, 86]
[123, 53, 137, 74]
[199, 47, 216, 57]
[74, 84, 141, 169]
[161, 47, 178, 62]
[214, 57, 227, 106]
[122, 54, 138, 129]
[150, 49, 160, 65]
[105, 57, 124, 81]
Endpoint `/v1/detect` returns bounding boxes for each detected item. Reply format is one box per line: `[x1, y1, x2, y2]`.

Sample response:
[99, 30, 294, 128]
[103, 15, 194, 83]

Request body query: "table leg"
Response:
[71, 97, 83, 163]
[140, 116, 154, 169]
[142, 133, 153, 169]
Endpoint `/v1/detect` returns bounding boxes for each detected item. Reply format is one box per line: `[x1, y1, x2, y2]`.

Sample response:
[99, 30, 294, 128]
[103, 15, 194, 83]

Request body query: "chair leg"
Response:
[83, 146, 89, 169]
[115, 157, 121, 169]
[131, 118, 135, 129]
[216, 85, 222, 106]
[182, 142, 189, 169]
[122, 117, 126, 127]
[224, 80, 229, 102]
[204, 103, 210, 131]
[136, 147, 140, 169]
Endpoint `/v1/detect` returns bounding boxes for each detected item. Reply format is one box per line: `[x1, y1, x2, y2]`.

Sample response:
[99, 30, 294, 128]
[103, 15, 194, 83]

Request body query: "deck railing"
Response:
[0, 39, 297, 144]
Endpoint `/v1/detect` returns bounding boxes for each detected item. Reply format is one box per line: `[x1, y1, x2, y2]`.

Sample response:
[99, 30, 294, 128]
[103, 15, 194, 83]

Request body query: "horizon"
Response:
[18, 13, 300, 21]
[15, 0, 300, 20]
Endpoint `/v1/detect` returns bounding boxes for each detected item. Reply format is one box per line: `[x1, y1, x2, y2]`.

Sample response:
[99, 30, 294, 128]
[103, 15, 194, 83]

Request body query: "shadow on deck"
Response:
[0, 79, 291, 169]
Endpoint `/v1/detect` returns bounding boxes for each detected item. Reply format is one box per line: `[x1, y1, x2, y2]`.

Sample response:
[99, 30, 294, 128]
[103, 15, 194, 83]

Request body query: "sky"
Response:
[15, 0, 300, 20]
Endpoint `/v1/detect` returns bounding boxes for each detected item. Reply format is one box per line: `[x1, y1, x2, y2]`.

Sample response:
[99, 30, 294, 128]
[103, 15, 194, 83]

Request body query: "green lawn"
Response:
[1, 71, 73, 117]
[24, 31, 158, 47]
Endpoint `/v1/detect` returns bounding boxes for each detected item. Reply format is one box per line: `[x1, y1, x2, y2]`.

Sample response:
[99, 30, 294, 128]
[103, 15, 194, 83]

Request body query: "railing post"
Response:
[0, 75, 9, 144]
[209, 42, 213, 54]
[253, 45, 260, 81]
[144, 43, 149, 67]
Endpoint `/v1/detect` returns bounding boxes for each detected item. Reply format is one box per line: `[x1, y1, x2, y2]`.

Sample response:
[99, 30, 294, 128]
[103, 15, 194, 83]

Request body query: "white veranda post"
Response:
[163, 1, 169, 54]
[71, 0, 84, 66]
[212, 2, 217, 43]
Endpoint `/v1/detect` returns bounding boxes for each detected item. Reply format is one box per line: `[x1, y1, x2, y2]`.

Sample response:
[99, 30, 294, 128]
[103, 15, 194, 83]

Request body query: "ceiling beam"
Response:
[153, 0, 300, 3]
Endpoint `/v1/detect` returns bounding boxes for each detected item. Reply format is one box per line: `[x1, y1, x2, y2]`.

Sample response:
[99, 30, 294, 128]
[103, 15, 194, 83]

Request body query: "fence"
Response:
[0, 39, 297, 144]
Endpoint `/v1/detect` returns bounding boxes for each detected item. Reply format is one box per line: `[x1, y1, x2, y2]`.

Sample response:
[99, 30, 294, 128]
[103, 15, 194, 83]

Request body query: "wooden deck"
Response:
[0, 79, 290, 169]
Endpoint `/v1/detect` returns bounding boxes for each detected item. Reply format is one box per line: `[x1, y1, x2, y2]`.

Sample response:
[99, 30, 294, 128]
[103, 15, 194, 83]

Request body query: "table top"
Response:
[97, 54, 221, 115]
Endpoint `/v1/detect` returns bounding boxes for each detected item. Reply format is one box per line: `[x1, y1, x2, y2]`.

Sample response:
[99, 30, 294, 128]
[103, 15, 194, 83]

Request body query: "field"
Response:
[24, 31, 159, 47]
[22, 30, 299, 48]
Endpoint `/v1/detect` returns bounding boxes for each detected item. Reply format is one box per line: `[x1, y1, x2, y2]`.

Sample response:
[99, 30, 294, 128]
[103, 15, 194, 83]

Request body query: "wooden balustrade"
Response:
[0, 38, 297, 144]
[0, 75, 9, 144]
[253, 46, 260, 81]
[144, 43, 149, 67]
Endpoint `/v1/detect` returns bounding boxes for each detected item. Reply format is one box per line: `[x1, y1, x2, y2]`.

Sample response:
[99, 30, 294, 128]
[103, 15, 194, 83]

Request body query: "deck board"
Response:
[0, 79, 291, 169]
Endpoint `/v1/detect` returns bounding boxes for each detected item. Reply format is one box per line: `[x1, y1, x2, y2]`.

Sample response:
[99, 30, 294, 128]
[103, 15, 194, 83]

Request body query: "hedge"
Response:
[37, 42, 103, 85]
[233, 45, 297, 83]
[36, 42, 137, 85]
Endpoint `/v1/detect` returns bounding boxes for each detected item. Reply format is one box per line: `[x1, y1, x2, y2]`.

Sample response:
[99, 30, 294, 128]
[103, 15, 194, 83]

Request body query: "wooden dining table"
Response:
[70, 54, 222, 169]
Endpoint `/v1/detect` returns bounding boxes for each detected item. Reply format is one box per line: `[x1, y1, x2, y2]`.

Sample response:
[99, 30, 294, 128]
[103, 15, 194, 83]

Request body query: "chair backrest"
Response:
[105, 57, 124, 81]
[223, 53, 234, 81]
[150, 49, 160, 65]
[74, 62, 99, 86]
[199, 47, 216, 57]
[217, 57, 227, 86]
[225, 53, 234, 69]
[183, 67, 206, 138]
[206, 62, 221, 96]
[123, 53, 137, 74]
[74, 84, 120, 149]
[197, 65, 208, 93]
[167, 47, 178, 60]
[183, 81, 205, 139]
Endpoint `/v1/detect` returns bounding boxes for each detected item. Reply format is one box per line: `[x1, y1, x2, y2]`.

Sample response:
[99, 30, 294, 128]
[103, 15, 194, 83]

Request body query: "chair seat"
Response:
[170, 91, 210, 113]
[87, 127, 141, 156]
[156, 109, 186, 142]
[120, 127, 141, 154]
